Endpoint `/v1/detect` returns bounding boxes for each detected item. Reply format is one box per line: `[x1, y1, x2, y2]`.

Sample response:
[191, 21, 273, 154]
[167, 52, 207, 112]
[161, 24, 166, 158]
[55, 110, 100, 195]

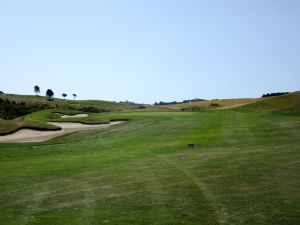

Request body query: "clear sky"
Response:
[1, 0, 299, 103]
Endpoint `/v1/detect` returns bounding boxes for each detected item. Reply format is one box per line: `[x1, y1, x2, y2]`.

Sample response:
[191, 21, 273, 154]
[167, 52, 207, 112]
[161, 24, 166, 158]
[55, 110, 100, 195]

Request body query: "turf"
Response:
[0, 109, 299, 224]
[234, 91, 300, 115]
[0, 118, 60, 135]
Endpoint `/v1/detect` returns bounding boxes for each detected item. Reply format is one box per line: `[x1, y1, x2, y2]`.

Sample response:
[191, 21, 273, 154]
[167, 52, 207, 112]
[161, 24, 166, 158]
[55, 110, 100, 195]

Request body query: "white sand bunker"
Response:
[55, 113, 88, 118]
[0, 121, 123, 143]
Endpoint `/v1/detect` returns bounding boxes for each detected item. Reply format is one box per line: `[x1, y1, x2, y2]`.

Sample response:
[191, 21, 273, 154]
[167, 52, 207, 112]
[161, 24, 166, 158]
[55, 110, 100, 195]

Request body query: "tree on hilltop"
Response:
[34, 85, 40, 96]
[72, 94, 77, 100]
[46, 89, 54, 100]
[62, 93, 67, 99]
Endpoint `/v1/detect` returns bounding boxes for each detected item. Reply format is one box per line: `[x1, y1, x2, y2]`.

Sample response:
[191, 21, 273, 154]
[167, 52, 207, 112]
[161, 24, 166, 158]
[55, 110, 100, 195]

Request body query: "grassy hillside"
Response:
[0, 93, 160, 112]
[0, 94, 169, 134]
[0, 110, 299, 224]
[234, 91, 300, 114]
[161, 98, 258, 111]
[0, 119, 60, 135]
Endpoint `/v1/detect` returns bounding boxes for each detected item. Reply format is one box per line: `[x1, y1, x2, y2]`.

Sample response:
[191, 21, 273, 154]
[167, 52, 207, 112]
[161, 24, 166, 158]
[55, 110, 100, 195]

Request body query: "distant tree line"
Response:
[262, 92, 289, 98]
[0, 98, 48, 120]
[154, 98, 206, 105]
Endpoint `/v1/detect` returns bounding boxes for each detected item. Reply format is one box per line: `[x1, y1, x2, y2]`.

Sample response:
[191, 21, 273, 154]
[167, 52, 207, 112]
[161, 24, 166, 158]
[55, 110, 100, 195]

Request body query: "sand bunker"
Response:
[54, 113, 88, 118]
[0, 121, 123, 143]
[60, 114, 88, 118]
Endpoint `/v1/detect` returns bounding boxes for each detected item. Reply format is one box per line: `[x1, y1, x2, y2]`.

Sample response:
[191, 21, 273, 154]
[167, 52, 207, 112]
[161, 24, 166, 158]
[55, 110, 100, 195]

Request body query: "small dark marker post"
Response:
[188, 144, 195, 149]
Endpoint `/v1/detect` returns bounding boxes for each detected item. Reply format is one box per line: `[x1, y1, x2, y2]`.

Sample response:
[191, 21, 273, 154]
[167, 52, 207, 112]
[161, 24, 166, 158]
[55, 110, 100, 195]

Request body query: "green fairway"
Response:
[0, 108, 299, 224]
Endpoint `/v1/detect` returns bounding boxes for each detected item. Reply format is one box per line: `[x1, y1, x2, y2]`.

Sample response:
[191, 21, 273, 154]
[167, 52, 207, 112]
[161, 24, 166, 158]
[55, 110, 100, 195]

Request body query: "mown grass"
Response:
[0, 109, 299, 225]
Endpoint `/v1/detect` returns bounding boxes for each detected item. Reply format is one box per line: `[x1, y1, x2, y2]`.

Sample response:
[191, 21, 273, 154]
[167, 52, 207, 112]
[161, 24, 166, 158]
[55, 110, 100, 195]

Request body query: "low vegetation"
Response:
[0, 98, 48, 119]
[154, 98, 206, 105]
[262, 92, 289, 98]
[162, 98, 258, 111]
[181, 106, 202, 111]
[209, 103, 221, 107]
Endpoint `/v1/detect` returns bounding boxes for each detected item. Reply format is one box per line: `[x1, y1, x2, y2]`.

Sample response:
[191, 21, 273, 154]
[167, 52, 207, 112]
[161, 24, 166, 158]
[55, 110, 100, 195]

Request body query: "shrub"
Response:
[0, 98, 48, 119]
[210, 103, 221, 107]
[262, 92, 289, 98]
[81, 106, 109, 113]
[154, 98, 206, 105]
[181, 106, 202, 112]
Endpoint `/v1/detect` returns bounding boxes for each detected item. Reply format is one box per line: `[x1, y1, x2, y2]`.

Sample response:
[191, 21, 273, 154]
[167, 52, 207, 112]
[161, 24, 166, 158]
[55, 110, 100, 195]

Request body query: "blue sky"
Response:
[1, 0, 299, 103]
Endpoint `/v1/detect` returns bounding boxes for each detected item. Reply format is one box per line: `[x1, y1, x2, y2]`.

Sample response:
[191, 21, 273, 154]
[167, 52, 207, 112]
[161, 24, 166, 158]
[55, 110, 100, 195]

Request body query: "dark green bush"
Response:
[81, 106, 109, 113]
[210, 103, 221, 107]
[0, 98, 48, 119]
[181, 106, 202, 112]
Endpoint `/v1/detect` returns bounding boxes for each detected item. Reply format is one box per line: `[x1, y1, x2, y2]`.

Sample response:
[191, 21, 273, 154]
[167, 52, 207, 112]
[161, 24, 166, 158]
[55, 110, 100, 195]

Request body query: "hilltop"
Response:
[159, 97, 259, 111]
[0, 93, 147, 111]
[157, 91, 300, 114]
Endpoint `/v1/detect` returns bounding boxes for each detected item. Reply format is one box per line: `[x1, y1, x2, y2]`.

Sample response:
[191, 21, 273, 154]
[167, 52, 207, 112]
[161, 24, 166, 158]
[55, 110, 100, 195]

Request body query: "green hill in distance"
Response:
[0, 93, 146, 112]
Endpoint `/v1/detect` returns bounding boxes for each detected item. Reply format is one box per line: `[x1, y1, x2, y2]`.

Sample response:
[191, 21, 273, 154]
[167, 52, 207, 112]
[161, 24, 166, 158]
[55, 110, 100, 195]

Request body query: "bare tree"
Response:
[72, 94, 77, 100]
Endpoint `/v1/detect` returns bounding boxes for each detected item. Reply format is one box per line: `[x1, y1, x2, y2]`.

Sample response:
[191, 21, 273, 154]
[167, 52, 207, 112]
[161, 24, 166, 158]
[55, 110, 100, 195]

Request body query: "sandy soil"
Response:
[0, 121, 123, 143]
[60, 114, 88, 118]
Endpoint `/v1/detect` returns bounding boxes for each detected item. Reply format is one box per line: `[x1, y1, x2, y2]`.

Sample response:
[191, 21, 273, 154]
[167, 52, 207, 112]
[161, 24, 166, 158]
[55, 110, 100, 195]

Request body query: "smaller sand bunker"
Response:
[54, 113, 88, 118]
[0, 121, 123, 143]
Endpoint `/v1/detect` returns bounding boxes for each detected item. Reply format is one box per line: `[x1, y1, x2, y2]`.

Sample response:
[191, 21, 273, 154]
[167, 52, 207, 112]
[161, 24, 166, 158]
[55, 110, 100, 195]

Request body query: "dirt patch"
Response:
[0, 121, 123, 143]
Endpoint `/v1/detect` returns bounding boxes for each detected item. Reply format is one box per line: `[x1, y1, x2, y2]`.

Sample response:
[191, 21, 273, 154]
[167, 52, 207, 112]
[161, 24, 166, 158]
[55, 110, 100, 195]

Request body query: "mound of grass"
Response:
[0, 119, 61, 135]
[235, 91, 300, 114]
[1, 94, 155, 112]
[162, 98, 258, 111]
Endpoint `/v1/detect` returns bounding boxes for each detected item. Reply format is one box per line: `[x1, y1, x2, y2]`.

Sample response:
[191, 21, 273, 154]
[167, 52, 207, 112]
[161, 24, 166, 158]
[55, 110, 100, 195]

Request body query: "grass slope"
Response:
[0, 93, 160, 112]
[234, 91, 300, 114]
[0, 119, 60, 135]
[161, 98, 258, 111]
[0, 110, 299, 225]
